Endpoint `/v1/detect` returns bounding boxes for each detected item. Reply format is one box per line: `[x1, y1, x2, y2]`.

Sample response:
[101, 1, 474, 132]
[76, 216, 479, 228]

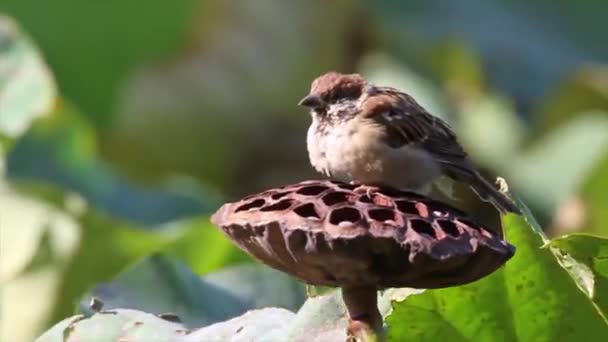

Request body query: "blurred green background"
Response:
[2, 1, 608, 341]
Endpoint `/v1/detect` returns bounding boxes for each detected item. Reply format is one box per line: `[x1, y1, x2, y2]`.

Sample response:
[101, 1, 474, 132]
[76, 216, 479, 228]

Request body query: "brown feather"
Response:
[310, 71, 365, 103]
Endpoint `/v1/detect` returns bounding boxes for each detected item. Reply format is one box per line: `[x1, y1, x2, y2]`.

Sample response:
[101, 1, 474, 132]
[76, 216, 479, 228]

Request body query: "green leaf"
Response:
[372, 1, 606, 105]
[550, 234, 608, 322]
[48, 208, 179, 326]
[281, 290, 349, 342]
[36, 307, 296, 342]
[34, 315, 83, 342]
[203, 264, 306, 311]
[510, 113, 608, 214]
[536, 67, 608, 136]
[359, 53, 449, 121]
[0, 181, 181, 341]
[0, 15, 56, 144]
[0, 0, 200, 127]
[37, 284, 418, 341]
[184, 308, 296, 342]
[36, 309, 188, 342]
[86, 261, 305, 328]
[279, 288, 420, 341]
[427, 40, 486, 98]
[457, 96, 525, 170]
[0, 181, 81, 342]
[7, 103, 213, 225]
[581, 154, 608, 235]
[99, 1, 363, 192]
[164, 217, 251, 274]
[386, 215, 608, 341]
[85, 256, 251, 328]
[0, 181, 77, 283]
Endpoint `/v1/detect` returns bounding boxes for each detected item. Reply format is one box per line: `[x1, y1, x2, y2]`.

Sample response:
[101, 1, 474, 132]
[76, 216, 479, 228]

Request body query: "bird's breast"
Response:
[307, 118, 386, 179]
[306, 117, 440, 189]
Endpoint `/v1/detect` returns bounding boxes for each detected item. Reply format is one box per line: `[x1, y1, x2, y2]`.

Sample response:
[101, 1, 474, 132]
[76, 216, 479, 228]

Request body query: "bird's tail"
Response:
[469, 172, 520, 214]
[441, 159, 520, 214]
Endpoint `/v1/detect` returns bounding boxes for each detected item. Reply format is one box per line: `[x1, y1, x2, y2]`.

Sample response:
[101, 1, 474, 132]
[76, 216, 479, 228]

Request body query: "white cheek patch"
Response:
[327, 101, 359, 120]
[327, 103, 346, 116]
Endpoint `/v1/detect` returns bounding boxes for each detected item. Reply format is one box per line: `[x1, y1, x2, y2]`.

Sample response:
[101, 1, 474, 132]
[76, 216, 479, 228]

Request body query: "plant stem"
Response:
[341, 286, 383, 341]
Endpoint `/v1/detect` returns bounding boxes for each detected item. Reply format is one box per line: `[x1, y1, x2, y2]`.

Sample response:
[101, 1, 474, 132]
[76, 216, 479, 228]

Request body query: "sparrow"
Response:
[298, 71, 520, 214]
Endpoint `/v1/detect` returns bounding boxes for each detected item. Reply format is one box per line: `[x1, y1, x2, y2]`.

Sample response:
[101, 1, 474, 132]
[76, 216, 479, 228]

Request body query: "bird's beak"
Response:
[298, 94, 325, 109]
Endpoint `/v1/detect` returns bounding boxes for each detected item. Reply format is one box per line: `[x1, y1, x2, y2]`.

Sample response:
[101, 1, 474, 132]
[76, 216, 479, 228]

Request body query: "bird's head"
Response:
[298, 71, 377, 122]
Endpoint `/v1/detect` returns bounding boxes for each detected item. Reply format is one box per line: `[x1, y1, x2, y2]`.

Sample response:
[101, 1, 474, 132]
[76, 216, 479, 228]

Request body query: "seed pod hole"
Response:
[437, 220, 460, 237]
[235, 198, 266, 212]
[322, 192, 349, 206]
[335, 182, 357, 190]
[260, 199, 293, 212]
[329, 207, 362, 225]
[270, 191, 290, 200]
[293, 203, 320, 219]
[368, 208, 395, 222]
[358, 195, 373, 203]
[395, 200, 418, 215]
[410, 219, 437, 238]
[296, 185, 329, 196]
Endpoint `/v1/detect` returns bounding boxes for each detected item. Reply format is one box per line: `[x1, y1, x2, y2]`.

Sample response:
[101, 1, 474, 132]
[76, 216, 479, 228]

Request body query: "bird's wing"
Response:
[361, 87, 520, 213]
[361, 88, 469, 166]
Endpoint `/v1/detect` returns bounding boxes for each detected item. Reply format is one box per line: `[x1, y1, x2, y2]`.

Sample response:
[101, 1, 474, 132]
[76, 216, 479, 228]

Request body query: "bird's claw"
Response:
[349, 181, 381, 199]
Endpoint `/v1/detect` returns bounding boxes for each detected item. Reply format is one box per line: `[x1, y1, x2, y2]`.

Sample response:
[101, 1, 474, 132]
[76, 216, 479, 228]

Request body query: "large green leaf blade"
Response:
[7, 103, 213, 225]
[163, 217, 251, 274]
[1, 0, 199, 127]
[581, 154, 608, 235]
[36, 309, 188, 342]
[0, 15, 56, 144]
[47, 209, 179, 326]
[511, 113, 608, 213]
[386, 215, 608, 341]
[0, 181, 182, 341]
[550, 234, 608, 322]
[86, 261, 305, 328]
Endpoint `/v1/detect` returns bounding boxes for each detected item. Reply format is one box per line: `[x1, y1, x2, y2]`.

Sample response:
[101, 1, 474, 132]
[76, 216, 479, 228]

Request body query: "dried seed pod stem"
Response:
[342, 286, 383, 341]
